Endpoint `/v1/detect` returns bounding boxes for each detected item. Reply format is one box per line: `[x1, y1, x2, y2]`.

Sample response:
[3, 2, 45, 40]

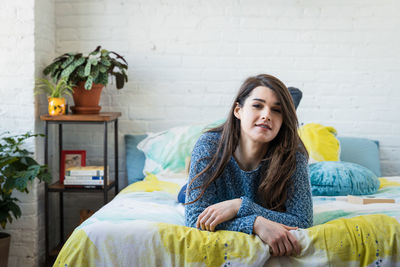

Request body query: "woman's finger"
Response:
[204, 215, 216, 231]
[196, 209, 207, 228]
[270, 244, 279, 257]
[277, 241, 286, 257]
[209, 216, 222, 232]
[287, 232, 301, 256]
[282, 235, 294, 256]
[282, 224, 298, 231]
[199, 210, 213, 230]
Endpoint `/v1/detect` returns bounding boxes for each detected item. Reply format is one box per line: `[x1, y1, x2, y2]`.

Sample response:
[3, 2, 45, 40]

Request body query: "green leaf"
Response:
[60, 55, 75, 69]
[9, 202, 22, 220]
[43, 60, 62, 76]
[100, 57, 111, 67]
[94, 72, 108, 85]
[99, 65, 108, 73]
[90, 65, 100, 81]
[60, 57, 86, 80]
[84, 60, 92, 77]
[115, 72, 124, 89]
[84, 76, 93, 90]
[77, 65, 86, 78]
[89, 46, 101, 56]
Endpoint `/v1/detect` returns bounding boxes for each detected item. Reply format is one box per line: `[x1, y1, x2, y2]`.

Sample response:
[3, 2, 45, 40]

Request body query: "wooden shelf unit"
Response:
[41, 112, 121, 266]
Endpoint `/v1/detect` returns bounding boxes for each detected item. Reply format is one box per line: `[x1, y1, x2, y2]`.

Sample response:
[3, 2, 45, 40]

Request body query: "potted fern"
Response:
[43, 46, 128, 114]
[0, 132, 51, 266]
[34, 77, 74, 116]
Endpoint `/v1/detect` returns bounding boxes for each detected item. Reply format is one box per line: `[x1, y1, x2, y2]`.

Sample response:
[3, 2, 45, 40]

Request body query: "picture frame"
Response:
[60, 150, 86, 184]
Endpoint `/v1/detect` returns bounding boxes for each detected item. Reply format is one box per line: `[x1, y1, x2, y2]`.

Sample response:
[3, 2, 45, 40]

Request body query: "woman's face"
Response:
[234, 86, 283, 145]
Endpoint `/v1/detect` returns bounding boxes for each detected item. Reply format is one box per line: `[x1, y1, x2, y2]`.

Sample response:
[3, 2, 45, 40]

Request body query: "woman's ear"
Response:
[233, 102, 241, 120]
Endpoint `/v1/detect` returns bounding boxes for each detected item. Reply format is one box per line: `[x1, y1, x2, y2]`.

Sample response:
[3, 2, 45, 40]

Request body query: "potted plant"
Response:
[0, 132, 51, 267]
[43, 46, 128, 114]
[34, 77, 74, 116]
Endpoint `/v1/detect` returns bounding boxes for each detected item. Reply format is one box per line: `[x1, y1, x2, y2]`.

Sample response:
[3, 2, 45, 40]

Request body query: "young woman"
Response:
[185, 74, 313, 257]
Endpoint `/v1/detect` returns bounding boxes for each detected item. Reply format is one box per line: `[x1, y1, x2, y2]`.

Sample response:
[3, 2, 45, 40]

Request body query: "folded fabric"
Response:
[120, 173, 181, 196]
[309, 161, 380, 196]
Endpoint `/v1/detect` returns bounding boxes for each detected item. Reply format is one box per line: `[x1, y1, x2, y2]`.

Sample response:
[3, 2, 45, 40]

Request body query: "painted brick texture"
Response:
[0, 0, 54, 266]
[55, 0, 400, 178]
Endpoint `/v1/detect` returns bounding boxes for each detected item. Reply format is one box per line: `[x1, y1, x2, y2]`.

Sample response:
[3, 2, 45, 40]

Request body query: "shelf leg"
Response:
[104, 121, 108, 204]
[115, 119, 118, 195]
[58, 124, 64, 244]
[45, 121, 49, 266]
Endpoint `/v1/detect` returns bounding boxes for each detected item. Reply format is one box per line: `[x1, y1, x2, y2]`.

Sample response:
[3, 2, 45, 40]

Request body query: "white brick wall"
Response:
[0, 1, 37, 267]
[54, 0, 400, 178]
[0, 0, 54, 266]
[34, 0, 55, 266]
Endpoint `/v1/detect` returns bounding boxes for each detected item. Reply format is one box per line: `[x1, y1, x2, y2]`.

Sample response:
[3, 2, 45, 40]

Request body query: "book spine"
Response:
[64, 180, 104, 185]
[65, 170, 104, 176]
[65, 176, 104, 180]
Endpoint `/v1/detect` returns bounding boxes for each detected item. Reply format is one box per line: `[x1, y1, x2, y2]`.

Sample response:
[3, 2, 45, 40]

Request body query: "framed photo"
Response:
[60, 150, 86, 184]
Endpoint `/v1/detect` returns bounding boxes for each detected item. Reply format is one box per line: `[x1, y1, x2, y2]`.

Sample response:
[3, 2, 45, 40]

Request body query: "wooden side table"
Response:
[40, 112, 121, 265]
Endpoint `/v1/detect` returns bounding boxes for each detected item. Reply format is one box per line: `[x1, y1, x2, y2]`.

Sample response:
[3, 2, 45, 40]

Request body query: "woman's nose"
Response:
[261, 109, 271, 121]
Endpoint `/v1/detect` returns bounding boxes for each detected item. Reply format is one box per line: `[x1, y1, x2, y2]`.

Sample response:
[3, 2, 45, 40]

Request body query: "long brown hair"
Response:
[187, 74, 308, 212]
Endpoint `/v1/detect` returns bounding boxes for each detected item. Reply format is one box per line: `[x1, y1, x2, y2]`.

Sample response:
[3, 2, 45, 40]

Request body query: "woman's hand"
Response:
[253, 216, 301, 257]
[196, 198, 242, 231]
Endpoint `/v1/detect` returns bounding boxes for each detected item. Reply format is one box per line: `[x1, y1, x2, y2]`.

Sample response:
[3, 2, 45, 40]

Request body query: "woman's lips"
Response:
[255, 124, 272, 130]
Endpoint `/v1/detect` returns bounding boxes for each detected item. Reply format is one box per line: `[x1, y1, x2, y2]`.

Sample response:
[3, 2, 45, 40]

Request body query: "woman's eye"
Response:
[272, 109, 281, 113]
[252, 104, 261, 108]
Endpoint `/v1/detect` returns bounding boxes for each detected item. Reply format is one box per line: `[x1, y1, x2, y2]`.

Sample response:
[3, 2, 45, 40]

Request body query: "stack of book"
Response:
[64, 166, 110, 188]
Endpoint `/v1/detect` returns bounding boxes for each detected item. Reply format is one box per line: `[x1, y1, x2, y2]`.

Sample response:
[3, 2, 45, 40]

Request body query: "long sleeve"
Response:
[185, 133, 259, 234]
[237, 152, 313, 228]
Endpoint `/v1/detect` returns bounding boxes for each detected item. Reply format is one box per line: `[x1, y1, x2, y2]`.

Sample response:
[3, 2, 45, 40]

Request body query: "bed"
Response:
[53, 123, 400, 267]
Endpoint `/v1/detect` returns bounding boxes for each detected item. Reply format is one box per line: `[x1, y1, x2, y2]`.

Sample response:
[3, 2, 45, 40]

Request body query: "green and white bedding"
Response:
[54, 176, 400, 267]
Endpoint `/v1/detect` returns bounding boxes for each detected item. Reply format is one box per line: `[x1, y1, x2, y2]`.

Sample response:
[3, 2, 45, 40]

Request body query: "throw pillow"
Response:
[337, 136, 381, 177]
[288, 87, 303, 110]
[309, 161, 380, 196]
[137, 119, 224, 175]
[124, 134, 147, 184]
[298, 123, 340, 163]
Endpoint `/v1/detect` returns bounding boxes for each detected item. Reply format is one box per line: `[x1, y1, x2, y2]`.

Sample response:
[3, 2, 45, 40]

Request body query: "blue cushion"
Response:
[177, 183, 187, 203]
[125, 134, 147, 184]
[337, 136, 381, 176]
[309, 161, 380, 196]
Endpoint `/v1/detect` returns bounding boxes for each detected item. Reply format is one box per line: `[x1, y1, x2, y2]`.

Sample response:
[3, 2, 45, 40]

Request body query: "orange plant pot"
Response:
[70, 82, 104, 114]
[48, 97, 66, 116]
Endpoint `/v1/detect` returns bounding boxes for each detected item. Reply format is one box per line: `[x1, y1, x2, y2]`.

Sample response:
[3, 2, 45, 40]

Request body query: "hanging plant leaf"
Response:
[94, 72, 108, 85]
[90, 65, 100, 81]
[115, 72, 124, 89]
[60, 57, 86, 80]
[77, 65, 86, 78]
[60, 56, 75, 69]
[100, 57, 111, 67]
[84, 60, 92, 77]
[85, 76, 94, 90]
